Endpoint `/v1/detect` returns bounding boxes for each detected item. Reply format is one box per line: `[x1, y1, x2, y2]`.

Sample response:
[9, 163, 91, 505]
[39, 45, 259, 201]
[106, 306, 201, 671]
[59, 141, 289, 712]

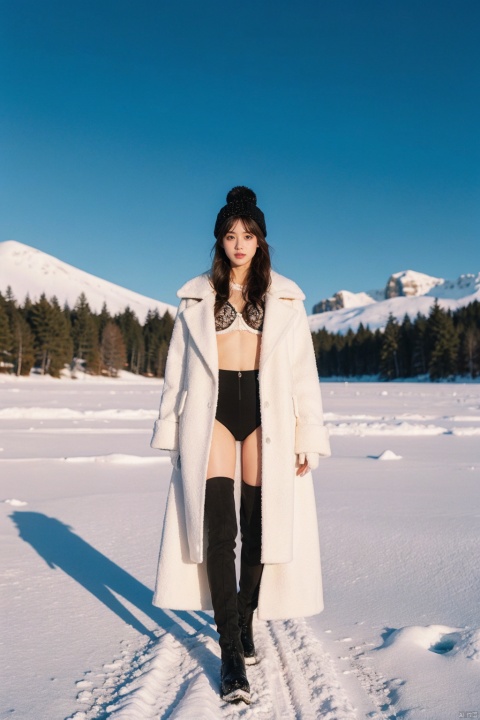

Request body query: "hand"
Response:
[296, 455, 309, 476]
[296, 452, 320, 476]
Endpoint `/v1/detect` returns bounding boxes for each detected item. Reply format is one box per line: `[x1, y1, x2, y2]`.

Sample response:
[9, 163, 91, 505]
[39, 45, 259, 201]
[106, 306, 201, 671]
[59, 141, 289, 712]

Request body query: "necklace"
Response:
[230, 280, 244, 291]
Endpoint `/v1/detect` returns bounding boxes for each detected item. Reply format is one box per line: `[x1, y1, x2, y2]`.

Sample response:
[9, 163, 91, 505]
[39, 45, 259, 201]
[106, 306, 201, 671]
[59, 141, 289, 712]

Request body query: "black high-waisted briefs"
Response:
[215, 369, 261, 442]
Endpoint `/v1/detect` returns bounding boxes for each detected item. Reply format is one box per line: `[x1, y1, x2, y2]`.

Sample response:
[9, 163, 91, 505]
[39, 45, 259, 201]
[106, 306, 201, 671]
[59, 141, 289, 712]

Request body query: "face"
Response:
[221, 218, 258, 269]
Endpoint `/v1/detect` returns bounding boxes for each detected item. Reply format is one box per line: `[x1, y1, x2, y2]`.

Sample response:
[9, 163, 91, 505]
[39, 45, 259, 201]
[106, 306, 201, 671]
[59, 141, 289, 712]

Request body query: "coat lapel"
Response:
[259, 294, 296, 372]
[182, 291, 219, 379]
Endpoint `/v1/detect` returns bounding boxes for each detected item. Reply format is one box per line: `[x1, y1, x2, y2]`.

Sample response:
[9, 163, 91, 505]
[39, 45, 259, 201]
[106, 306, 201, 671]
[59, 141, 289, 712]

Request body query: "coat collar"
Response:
[176, 270, 306, 301]
[177, 271, 305, 379]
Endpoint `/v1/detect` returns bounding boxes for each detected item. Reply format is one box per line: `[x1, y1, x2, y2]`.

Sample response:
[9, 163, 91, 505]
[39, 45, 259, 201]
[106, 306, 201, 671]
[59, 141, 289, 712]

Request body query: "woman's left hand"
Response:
[296, 452, 320, 476]
[296, 456, 309, 476]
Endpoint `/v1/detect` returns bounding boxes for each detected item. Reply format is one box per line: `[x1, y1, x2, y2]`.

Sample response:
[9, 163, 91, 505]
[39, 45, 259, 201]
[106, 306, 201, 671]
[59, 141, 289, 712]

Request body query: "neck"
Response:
[230, 267, 249, 285]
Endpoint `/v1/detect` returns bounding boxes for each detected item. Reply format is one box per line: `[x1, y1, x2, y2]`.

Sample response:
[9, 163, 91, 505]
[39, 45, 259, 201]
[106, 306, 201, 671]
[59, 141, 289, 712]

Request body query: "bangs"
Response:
[220, 215, 263, 238]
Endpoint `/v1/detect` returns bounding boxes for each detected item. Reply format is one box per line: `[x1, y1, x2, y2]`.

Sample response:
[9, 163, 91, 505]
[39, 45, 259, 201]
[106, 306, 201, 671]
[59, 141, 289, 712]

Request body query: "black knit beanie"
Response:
[214, 186, 267, 238]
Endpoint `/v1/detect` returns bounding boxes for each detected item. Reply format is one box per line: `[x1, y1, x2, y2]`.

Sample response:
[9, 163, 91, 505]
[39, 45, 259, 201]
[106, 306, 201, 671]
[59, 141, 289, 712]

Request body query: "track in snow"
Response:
[67, 611, 357, 720]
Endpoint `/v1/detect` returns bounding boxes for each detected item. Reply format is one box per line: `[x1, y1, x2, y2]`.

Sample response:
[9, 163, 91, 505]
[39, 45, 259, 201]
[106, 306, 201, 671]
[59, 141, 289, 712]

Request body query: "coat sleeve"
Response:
[291, 298, 331, 457]
[150, 298, 189, 451]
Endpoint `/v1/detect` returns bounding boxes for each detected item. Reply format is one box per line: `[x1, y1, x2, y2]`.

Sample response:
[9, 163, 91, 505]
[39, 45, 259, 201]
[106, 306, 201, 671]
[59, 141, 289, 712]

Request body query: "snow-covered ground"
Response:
[1, 375, 479, 720]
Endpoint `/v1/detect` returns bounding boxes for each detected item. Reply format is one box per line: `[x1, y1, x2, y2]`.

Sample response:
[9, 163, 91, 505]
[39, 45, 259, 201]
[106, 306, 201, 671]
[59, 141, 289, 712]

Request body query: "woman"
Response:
[150, 186, 331, 705]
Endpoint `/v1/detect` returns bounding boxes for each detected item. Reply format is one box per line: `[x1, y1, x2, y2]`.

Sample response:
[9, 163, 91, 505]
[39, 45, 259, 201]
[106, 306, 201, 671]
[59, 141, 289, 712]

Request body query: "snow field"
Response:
[65, 615, 356, 720]
[1, 376, 480, 719]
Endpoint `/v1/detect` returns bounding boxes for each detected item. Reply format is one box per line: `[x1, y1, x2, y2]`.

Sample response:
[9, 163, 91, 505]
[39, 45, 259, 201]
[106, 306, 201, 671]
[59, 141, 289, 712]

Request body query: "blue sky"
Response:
[1, 0, 478, 312]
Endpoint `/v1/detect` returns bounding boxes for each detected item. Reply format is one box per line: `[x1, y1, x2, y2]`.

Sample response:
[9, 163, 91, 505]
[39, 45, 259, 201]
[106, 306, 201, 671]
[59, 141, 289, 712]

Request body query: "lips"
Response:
[235, 253, 245, 258]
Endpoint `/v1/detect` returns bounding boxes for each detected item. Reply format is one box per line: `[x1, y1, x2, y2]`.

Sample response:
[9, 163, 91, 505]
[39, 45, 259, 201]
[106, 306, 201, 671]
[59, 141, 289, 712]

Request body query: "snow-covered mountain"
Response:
[0, 240, 177, 321]
[312, 289, 377, 313]
[385, 269, 444, 298]
[311, 269, 446, 314]
[310, 269, 480, 334]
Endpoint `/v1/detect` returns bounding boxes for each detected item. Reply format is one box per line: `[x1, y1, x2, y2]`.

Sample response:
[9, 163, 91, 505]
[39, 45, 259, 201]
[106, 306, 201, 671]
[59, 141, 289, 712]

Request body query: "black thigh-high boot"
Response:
[237, 481, 264, 665]
[204, 476, 250, 704]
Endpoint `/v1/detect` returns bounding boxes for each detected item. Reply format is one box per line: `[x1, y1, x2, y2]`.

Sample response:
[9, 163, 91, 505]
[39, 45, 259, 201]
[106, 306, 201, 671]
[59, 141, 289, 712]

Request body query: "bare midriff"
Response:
[217, 330, 261, 371]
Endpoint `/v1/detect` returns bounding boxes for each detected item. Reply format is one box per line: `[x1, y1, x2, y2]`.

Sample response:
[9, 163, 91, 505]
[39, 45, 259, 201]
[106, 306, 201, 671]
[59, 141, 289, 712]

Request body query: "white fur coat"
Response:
[150, 270, 331, 620]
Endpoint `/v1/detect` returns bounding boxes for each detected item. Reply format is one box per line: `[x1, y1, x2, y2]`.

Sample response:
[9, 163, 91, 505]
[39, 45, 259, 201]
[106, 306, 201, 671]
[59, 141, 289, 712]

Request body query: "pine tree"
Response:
[71, 293, 99, 372]
[352, 323, 375, 376]
[115, 306, 144, 374]
[143, 309, 160, 376]
[12, 313, 35, 376]
[380, 313, 400, 379]
[101, 321, 127, 376]
[462, 327, 479, 378]
[399, 314, 414, 377]
[143, 308, 174, 377]
[426, 301, 459, 380]
[410, 313, 428, 376]
[63, 301, 72, 327]
[312, 329, 335, 377]
[98, 302, 111, 340]
[1, 289, 34, 375]
[161, 310, 174, 344]
[455, 301, 480, 378]
[29, 294, 73, 376]
[156, 339, 169, 378]
[331, 333, 344, 377]
[0, 299, 13, 369]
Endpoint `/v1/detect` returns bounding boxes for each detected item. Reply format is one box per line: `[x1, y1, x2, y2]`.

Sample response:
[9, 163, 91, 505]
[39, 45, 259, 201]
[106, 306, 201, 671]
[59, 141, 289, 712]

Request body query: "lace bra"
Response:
[215, 300, 264, 335]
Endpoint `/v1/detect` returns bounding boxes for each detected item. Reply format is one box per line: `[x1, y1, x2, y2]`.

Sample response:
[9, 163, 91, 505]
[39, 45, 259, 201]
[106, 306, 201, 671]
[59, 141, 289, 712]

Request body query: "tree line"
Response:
[312, 300, 480, 380]
[0, 287, 478, 380]
[0, 288, 173, 378]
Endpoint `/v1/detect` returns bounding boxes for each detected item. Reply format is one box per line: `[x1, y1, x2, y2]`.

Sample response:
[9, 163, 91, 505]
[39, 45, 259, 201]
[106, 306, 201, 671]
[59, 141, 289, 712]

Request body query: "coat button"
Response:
[264, 401, 269, 408]
[207, 402, 212, 408]
[265, 437, 271, 443]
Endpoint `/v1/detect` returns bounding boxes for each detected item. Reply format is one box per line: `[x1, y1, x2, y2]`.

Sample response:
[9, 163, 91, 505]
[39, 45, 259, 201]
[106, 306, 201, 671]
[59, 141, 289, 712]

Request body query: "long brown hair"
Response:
[210, 216, 273, 316]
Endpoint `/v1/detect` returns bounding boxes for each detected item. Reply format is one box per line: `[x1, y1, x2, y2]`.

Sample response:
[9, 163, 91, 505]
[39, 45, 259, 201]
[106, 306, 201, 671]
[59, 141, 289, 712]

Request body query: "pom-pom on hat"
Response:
[214, 186, 267, 238]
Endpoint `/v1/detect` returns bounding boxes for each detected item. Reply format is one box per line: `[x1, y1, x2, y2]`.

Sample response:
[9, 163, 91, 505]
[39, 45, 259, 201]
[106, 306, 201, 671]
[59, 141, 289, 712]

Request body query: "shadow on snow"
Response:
[10, 510, 214, 638]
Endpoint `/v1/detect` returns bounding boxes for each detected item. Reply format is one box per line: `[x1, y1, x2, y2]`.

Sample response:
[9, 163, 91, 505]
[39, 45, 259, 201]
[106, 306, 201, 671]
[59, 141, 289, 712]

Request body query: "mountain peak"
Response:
[386, 269, 444, 298]
[0, 240, 176, 320]
[310, 268, 480, 335]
